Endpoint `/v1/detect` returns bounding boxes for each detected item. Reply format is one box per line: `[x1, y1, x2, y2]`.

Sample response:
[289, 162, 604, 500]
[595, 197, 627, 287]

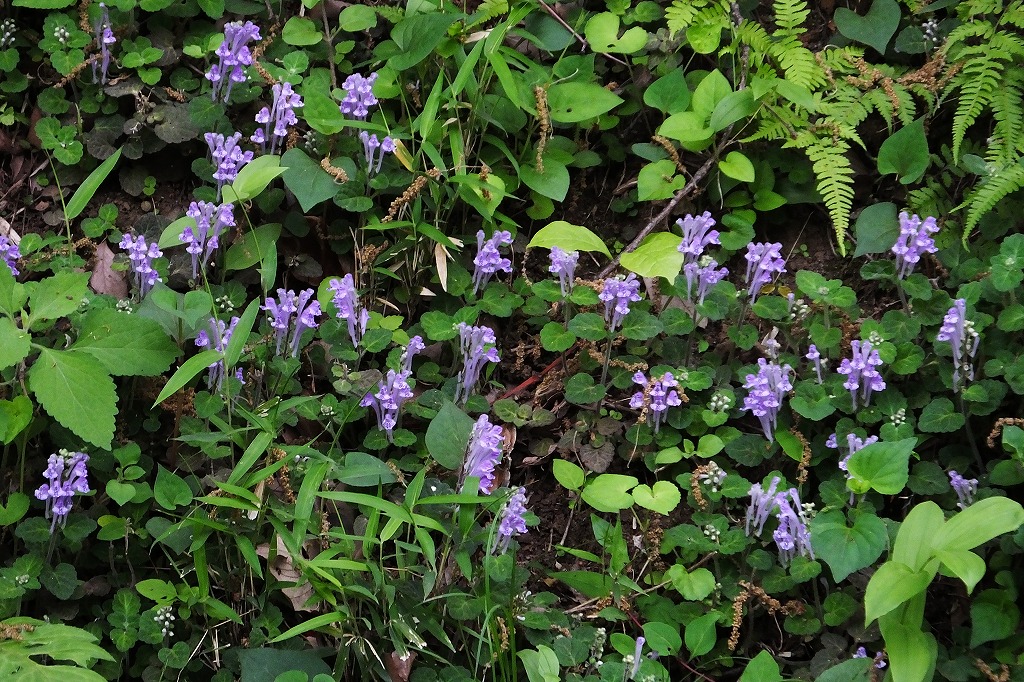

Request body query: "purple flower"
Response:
[463, 414, 503, 492]
[120, 233, 162, 297]
[361, 335, 424, 441]
[741, 358, 794, 441]
[683, 257, 728, 306]
[472, 230, 513, 294]
[195, 316, 240, 393]
[206, 131, 254, 200]
[892, 212, 938, 279]
[837, 340, 886, 409]
[548, 246, 579, 297]
[328, 274, 368, 348]
[251, 81, 302, 155]
[454, 323, 500, 404]
[629, 636, 646, 680]
[629, 371, 682, 433]
[806, 344, 823, 383]
[936, 298, 979, 392]
[853, 647, 887, 669]
[182, 201, 234, 279]
[743, 242, 786, 303]
[676, 211, 719, 265]
[600, 273, 642, 333]
[34, 450, 90, 533]
[359, 132, 395, 176]
[0, 234, 20, 276]
[206, 20, 261, 103]
[263, 288, 321, 358]
[746, 478, 813, 565]
[92, 3, 115, 85]
[340, 72, 378, 120]
[948, 470, 978, 509]
[495, 486, 528, 554]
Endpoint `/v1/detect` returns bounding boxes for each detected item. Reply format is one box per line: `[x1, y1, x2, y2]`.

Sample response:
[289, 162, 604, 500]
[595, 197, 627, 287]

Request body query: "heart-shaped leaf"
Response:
[107, 480, 137, 506]
[632, 481, 681, 515]
[0, 492, 29, 526]
[834, 0, 900, 54]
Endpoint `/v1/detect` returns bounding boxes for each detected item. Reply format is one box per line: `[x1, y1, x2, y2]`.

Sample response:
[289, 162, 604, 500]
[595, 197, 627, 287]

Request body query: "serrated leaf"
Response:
[28, 348, 117, 449]
[917, 397, 964, 433]
[846, 438, 914, 495]
[540, 322, 575, 352]
[27, 272, 90, 329]
[0, 317, 30, 370]
[810, 510, 888, 581]
[71, 309, 178, 376]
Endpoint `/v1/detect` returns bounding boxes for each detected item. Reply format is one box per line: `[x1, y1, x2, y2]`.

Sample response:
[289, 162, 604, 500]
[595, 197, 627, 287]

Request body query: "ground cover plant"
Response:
[1, 0, 1024, 680]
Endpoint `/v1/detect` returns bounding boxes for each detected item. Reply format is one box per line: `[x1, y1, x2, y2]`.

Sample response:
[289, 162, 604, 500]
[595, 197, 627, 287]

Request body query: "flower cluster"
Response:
[676, 211, 720, 264]
[263, 288, 321, 358]
[206, 20, 260, 103]
[463, 414, 503, 492]
[252, 82, 303, 155]
[697, 462, 727, 492]
[362, 336, 424, 441]
[0, 19, 15, 49]
[683, 256, 729, 307]
[92, 3, 115, 85]
[548, 246, 579, 297]
[195, 316, 241, 394]
[0, 234, 20, 276]
[120, 233, 162, 297]
[741, 358, 794, 442]
[746, 477, 814, 565]
[599, 273, 642, 333]
[743, 242, 786, 303]
[182, 201, 234, 279]
[892, 212, 938, 279]
[340, 72, 378, 120]
[806, 344, 823, 383]
[154, 605, 176, 639]
[838, 340, 886, 409]
[936, 298, 979, 392]
[34, 450, 90, 533]
[948, 470, 978, 509]
[328, 274, 368, 348]
[454, 323, 500, 404]
[495, 486, 529, 554]
[629, 371, 682, 433]
[206, 131, 253, 200]
[853, 647, 887, 669]
[359, 132, 396, 176]
[472, 230, 513, 294]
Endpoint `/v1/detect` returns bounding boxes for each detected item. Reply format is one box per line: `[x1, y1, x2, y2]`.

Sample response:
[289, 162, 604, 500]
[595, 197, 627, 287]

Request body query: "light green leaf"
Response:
[684, 613, 718, 656]
[739, 651, 782, 682]
[527, 221, 611, 257]
[935, 497, 1024, 553]
[581, 473, 638, 512]
[520, 158, 569, 201]
[620, 232, 684, 280]
[223, 155, 287, 203]
[26, 272, 90, 329]
[708, 89, 756, 133]
[719, 151, 755, 182]
[552, 459, 585, 492]
[864, 561, 934, 625]
[546, 82, 623, 123]
[892, 501, 943, 571]
[282, 16, 322, 46]
[0, 317, 30, 370]
[584, 12, 648, 54]
[632, 481, 681, 515]
[638, 159, 686, 200]
[153, 350, 223, 407]
[224, 223, 282, 272]
[71, 309, 178, 376]
[28, 348, 117, 449]
[281, 148, 340, 212]
[846, 438, 915, 495]
[666, 565, 716, 600]
[65, 148, 122, 221]
[935, 549, 986, 593]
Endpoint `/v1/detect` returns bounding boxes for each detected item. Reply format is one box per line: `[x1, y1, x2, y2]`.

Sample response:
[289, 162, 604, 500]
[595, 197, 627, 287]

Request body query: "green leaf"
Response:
[540, 322, 575, 352]
[552, 459, 585, 492]
[224, 223, 282, 272]
[520, 158, 570, 201]
[878, 614, 936, 682]
[135, 578, 177, 604]
[853, 203, 900, 257]
[65, 148, 122, 221]
[739, 651, 783, 682]
[338, 5, 378, 31]
[223, 155, 287, 203]
[518, 645, 561, 682]
[877, 118, 929, 184]
[846, 438, 915, 495]
[990, 234, 1024, 292]
[790, 381, 837, 420]
[72, 309, 178, 376]
[301, 90, 346, 135]
[659, 111, 714, 143]
[106, 480, 136, 506]
[644, 69, 691, 114]
[620, 310, 662, 340]
[567, 312, 607, 341]
[970, 591, 1019, 648]
[282, 16, 322, 46]
[28, 348, 117, 449]
[388, 13, 459, 71]
[12, 0, 76, 7]
[154, 466, 194, 510]
[917, 397, 964, 433]
[811, 510, 888, 581]
[834, 0, 901, 54]
[666, 565, 717, 600]
[864, 561, 934, 624]
[425, 401, 474, 469]
[708, 89, 757, 133]
[41, 562, 80, 600]
[0, 317, 30, 370]
[935, 497, 1024, 553]
[684, 613, 718, 656]
[580, 473, 637, 512]
[584, 12, 648, 53]
[26, 272, 90, 329]
[335, 452, 398, 487]
[0, 492, 30, 526]
[935, 549, 986, 593]
[546, 82, 623, 123]
[631, 481, 680, 515]
[280, 148, 340, 212]
[719, 151, 755, 182]
[153, 350, 223, 407]
[620, 232, 684, 280]
[637, 159, 686, 201]
[565, 373, 606, 405]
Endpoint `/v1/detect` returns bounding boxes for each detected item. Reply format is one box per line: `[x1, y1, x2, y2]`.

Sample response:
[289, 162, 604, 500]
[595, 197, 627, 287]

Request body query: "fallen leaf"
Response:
[90, 242, 128, 299]
[384, 651, 415, 682]
[255, 536, 317, 612]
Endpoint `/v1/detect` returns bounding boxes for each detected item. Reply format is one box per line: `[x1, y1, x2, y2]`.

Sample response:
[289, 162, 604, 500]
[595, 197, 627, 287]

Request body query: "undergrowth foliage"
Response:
[1, 1, 1024, 681]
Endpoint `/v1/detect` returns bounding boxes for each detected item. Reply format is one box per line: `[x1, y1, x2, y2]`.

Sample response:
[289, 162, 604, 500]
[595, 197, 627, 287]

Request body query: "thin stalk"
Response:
[958, 393, 984, 470]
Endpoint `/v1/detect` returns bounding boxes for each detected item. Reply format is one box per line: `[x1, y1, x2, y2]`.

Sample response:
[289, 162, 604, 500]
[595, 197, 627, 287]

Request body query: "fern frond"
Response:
[945, 49, 1004, 161]
[665, 0, 729, 35]
[770, 37, 825, 88]
[773, 0, 811, 34]
[987, 73, 1024, 163]
[961, 161, 1024, 242]
[787, 137, 856, 254]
